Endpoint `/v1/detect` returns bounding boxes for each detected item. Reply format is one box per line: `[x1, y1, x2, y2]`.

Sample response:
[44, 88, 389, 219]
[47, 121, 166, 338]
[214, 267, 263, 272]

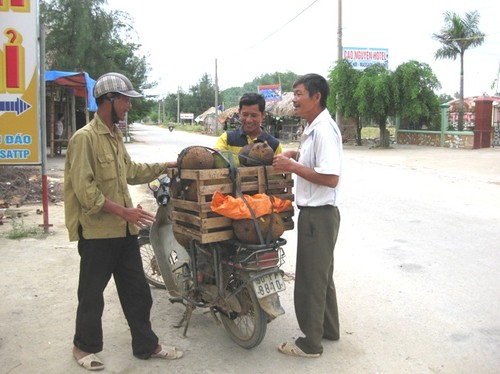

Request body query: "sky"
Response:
[106, 0, 500, 99]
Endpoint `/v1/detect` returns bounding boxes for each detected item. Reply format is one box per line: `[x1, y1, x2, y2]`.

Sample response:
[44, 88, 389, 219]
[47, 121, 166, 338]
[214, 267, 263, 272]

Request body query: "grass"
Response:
[361, 126, 395, 139]
[5, 217, 44, 239]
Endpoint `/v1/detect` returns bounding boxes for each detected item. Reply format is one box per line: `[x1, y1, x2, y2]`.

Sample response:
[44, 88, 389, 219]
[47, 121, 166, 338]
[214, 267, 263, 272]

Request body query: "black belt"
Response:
[297, 205, 337, 210]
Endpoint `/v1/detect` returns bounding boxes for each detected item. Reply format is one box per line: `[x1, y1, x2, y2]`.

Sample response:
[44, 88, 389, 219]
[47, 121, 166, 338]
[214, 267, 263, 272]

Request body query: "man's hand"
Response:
[102, 200, 155, 229]
[273, 154, 296, 172]
[123, 204, 155, 228]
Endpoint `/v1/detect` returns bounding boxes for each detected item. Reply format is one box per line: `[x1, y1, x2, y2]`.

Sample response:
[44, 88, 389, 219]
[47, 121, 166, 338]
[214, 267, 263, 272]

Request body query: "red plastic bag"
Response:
[210, 191, 292, 220]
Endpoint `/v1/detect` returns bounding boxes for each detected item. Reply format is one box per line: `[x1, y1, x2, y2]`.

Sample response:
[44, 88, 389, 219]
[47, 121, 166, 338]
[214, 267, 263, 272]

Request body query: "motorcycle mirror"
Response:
[148, 179, 161, 192]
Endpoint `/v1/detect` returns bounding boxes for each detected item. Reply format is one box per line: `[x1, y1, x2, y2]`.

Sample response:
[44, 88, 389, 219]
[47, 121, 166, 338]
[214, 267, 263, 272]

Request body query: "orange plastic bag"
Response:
[211, 191, 292, 220]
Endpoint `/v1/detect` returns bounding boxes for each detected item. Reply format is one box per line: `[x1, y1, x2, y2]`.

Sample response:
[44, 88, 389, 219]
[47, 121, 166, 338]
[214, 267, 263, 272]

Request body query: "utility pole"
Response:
[162, 97, 165, 122]
[177, 87, 180, 123]
[157, 98, 161, 124]
[214, 58, 219, 134]
[336, 0, 343, 130]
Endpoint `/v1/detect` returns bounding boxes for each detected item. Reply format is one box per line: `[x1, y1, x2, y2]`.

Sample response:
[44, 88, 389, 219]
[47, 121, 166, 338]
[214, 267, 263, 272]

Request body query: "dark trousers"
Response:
[294, 205, 340, 354]
[74, 235, 158, 358]
[54, 134, 62, 154]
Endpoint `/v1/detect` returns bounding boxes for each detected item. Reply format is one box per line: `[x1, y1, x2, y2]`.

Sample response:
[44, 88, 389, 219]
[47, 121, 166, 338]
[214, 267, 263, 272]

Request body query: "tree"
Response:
[220, 71, 300, 108]
[328, 60, 362, 145]
[438, 93, 454, 104]
[433, 10, 485, 130]
[354, 64, 394, 148]
[393, 61, 441, 130]
[187, 73, 219, 117]
[40, 0, 154, 122]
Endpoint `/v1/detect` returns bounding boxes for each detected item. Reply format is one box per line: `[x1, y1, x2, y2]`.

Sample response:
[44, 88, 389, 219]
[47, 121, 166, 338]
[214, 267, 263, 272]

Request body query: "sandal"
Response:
[76, 353, 105, 371]
[278, 341, 321, 358]
[150, 345, 184, 360]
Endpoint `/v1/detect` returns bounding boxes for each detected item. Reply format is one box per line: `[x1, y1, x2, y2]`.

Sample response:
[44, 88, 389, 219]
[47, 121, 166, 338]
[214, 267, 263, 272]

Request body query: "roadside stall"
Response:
[45, 71, 97, 157]
[265, 92, 303, 140]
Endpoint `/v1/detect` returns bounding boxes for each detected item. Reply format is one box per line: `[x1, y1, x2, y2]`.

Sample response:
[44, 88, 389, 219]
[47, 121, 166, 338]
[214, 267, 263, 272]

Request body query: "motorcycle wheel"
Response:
[219, 272, 267, 349]
[138, 236, 166, 289]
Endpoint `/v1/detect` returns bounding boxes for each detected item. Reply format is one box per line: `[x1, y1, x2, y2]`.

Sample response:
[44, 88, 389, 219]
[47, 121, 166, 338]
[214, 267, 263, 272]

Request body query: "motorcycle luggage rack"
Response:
[227, 238, 287, 270]
[230, 237, 287, 251]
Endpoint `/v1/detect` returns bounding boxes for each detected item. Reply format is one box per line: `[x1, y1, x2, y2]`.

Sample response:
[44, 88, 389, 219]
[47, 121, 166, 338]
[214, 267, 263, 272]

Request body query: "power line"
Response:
[248, 0, 319, 50]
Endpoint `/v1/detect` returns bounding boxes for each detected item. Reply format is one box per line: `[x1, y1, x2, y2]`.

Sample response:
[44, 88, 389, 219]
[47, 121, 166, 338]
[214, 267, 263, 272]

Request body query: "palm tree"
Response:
[433, 11, 485, 130]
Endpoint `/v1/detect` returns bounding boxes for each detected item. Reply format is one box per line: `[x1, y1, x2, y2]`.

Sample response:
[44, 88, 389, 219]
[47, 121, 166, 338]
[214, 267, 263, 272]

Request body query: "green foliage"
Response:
[328, 60, 361, 118]
[40, 0, 155, 122]
[154, 71, 301, 122]
[433, 11, 485, 61]
[220, 71, 300, 108]
[5, 218, 43, 240]
[393, 60, 441, 128]
[355, 64, 394, 126]
[438, 93, 454, 104]
[186, 74, 218, 117]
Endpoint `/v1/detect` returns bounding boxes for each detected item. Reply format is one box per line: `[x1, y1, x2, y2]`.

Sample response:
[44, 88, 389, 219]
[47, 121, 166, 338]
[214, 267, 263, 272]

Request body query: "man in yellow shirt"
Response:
[64, 72, 182, 371]
[214, 93, 282, 158]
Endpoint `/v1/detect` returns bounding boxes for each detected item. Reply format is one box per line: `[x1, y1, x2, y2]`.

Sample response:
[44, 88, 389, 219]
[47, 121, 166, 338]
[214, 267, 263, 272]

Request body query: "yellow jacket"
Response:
[214, 128, 283, 155]
[64, 114, 168, 241]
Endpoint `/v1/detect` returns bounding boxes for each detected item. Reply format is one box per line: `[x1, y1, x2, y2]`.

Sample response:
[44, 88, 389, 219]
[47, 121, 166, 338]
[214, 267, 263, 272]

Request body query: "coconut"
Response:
[238, 144, 254, 166]
[247, 141, 274, 166]
[213, 152, 230, 168]
[178, 146, 214, 169]
[232, 213, 285, 244]
[214, 150, 241, 168]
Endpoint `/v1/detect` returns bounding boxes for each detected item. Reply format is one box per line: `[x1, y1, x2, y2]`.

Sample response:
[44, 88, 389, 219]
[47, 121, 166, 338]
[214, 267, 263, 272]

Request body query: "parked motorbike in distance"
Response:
[147, 175, 288, 349]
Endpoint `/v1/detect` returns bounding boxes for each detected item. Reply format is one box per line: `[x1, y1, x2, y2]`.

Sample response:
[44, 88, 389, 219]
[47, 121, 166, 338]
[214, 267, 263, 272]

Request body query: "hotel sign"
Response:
[343, 47, 389, 70]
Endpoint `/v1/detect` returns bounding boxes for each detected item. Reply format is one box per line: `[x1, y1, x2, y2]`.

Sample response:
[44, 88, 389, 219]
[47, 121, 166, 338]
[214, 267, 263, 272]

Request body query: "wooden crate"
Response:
[167, 166, 295, 244]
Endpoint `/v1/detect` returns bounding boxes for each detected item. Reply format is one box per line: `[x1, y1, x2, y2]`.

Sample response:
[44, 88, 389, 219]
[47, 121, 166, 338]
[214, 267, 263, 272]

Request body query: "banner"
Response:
[258, 84, 282, 102]
[343, 47, 389, 71]
[0, 0, 40, 164]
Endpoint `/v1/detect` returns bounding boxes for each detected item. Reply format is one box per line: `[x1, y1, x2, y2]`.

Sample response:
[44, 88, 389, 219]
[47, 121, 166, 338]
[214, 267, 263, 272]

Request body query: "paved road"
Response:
[2, 123, 498, 373]
[127, 123, 500, 373]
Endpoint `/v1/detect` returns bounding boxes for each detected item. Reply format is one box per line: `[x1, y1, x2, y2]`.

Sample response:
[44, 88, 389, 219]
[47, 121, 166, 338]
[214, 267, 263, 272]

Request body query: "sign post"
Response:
[0, 1, 51, 230]
[0, 0, 40, 164]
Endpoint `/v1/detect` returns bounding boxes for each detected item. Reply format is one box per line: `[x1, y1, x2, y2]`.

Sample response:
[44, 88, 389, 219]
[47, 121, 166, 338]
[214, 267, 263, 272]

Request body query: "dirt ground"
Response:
[1, 143, 499, 373]
[0, 165, 64, 207]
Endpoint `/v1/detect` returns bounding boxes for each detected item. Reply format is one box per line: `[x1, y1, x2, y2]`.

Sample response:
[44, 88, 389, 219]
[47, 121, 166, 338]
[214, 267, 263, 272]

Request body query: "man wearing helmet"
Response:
[64, 72, 182, 371]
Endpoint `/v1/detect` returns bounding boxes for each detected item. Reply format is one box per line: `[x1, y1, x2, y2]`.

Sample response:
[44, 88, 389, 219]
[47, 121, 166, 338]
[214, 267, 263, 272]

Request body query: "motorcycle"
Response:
[138, 227, 165, 289]
[147, 174, 288, 349]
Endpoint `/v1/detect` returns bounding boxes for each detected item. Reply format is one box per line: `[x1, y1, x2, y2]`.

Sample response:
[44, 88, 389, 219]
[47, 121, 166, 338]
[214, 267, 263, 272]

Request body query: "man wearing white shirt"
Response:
[273, 73, 343, 358]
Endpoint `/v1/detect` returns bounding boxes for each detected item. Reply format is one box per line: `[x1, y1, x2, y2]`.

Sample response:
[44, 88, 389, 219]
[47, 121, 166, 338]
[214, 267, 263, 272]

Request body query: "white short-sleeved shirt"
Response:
[295, 109, 343, 207]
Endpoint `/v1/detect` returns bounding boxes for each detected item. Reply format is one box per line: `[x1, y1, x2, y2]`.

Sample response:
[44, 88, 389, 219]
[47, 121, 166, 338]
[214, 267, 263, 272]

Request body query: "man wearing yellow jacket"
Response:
[64, 72, 182, 371]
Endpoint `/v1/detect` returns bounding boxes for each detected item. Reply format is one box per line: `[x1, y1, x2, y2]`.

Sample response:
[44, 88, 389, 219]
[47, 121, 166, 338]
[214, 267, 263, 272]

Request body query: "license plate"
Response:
[252, 272, 286, 299]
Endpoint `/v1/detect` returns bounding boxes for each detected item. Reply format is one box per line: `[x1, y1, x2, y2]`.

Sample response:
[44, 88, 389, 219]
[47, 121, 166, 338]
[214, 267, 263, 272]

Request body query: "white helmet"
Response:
[93, 72, 142, 99]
